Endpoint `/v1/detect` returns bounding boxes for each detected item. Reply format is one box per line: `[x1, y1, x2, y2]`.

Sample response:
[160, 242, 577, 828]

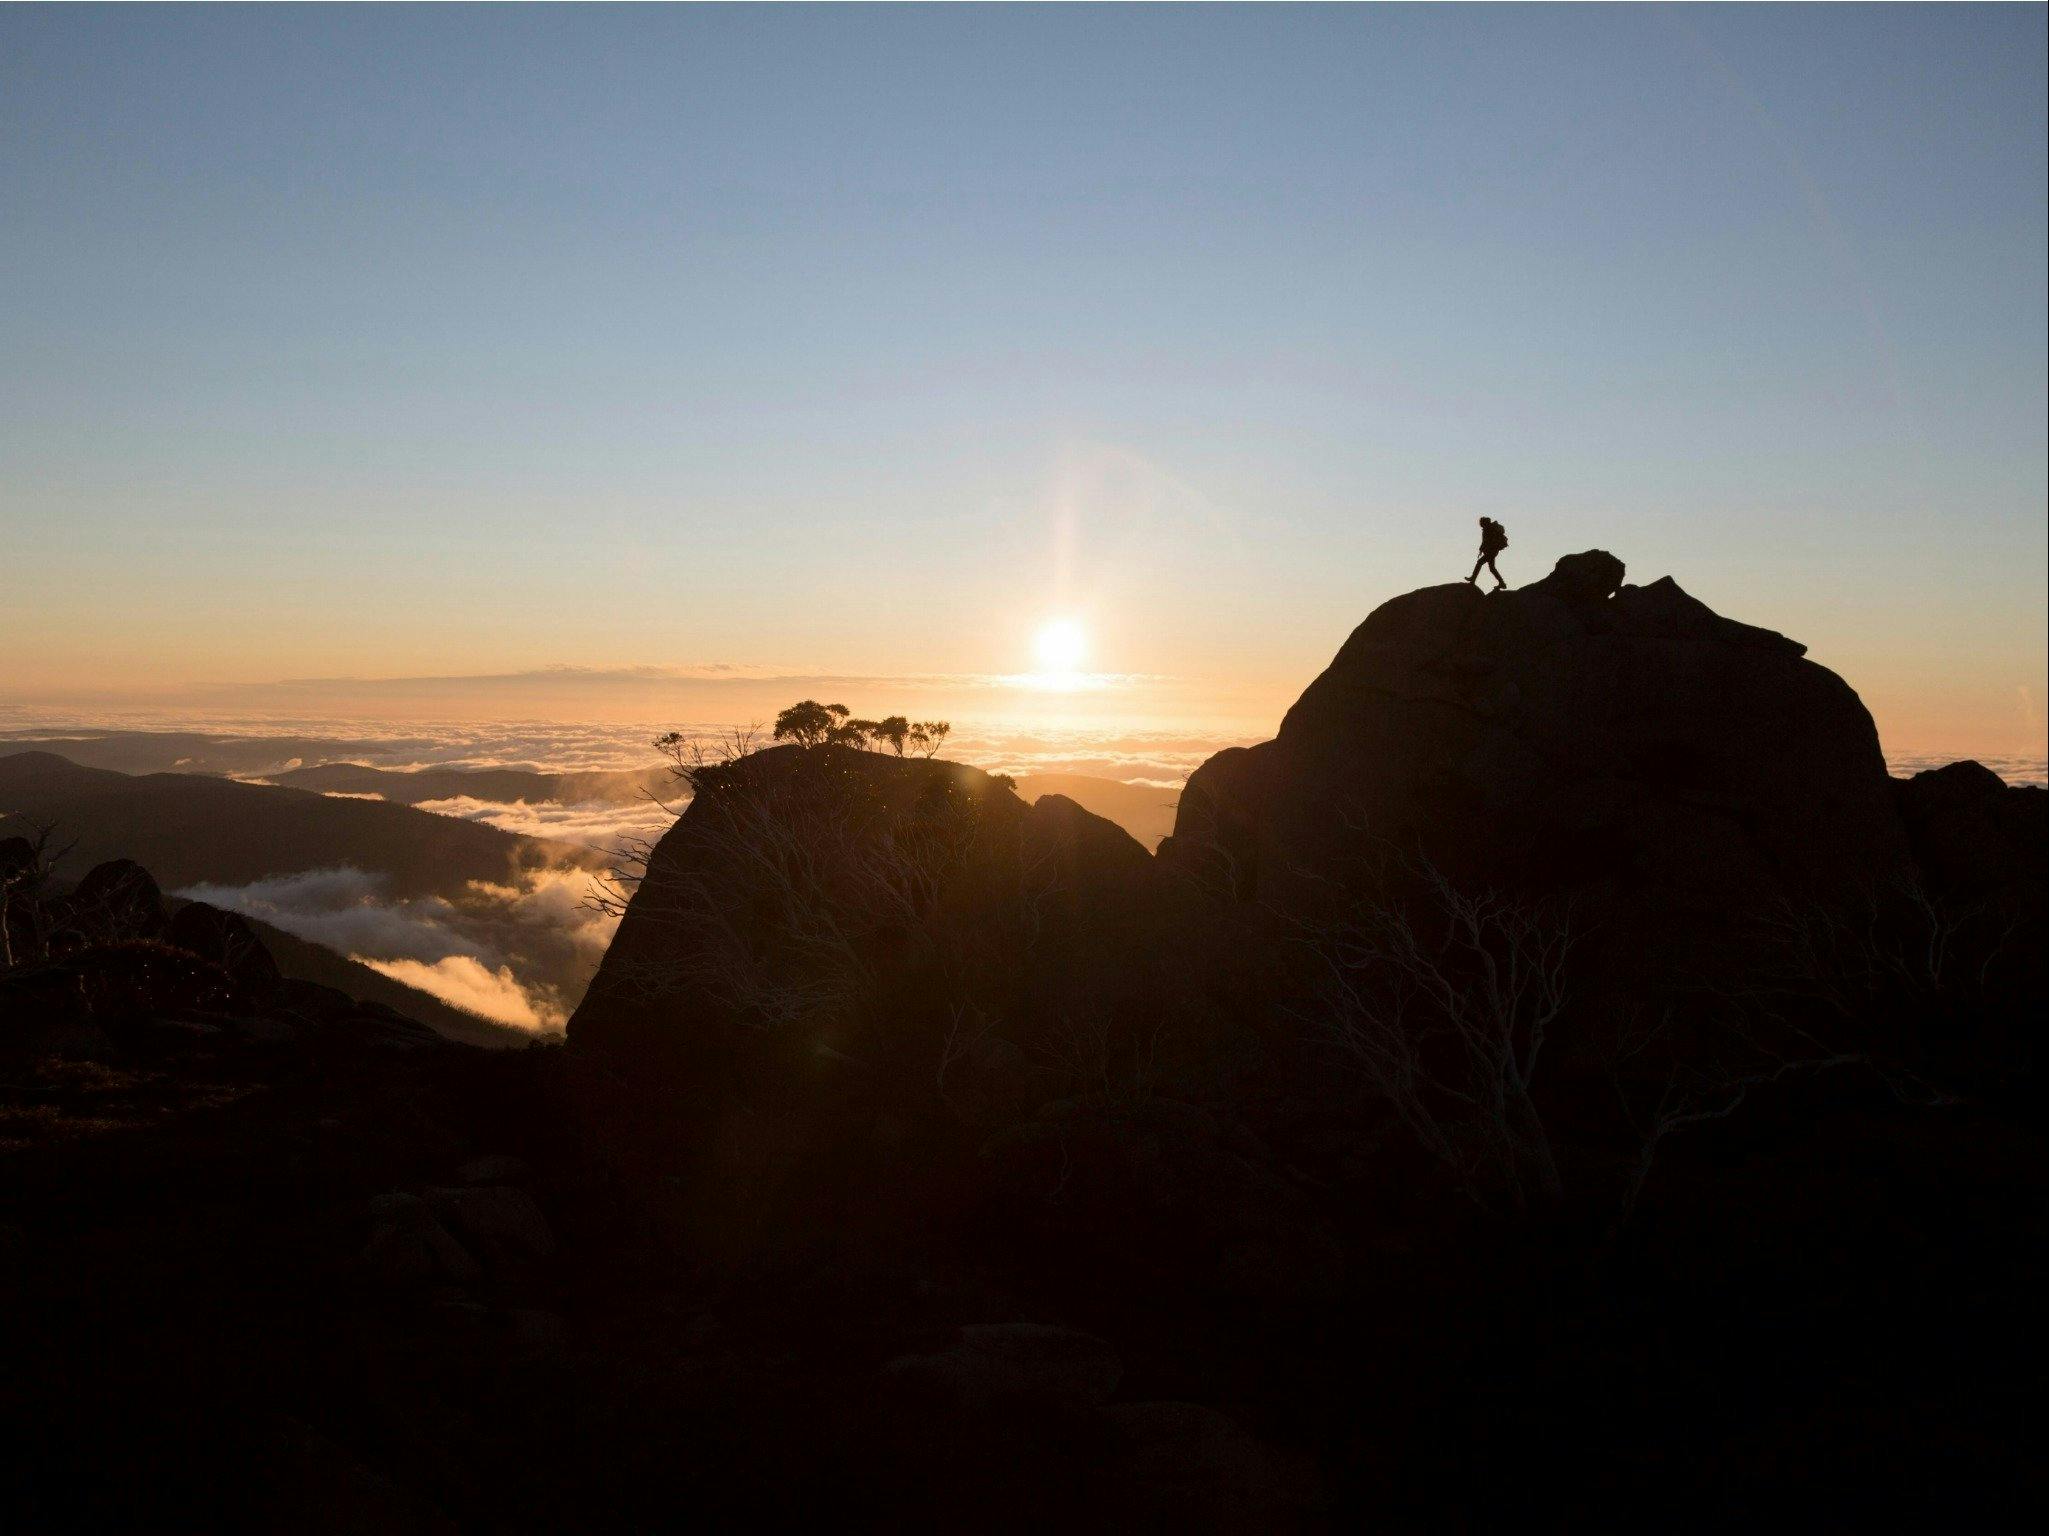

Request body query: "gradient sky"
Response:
[4, 5, 2044, 753]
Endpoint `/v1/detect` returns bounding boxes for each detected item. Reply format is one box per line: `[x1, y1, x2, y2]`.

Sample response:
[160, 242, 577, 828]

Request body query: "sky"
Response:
[3, 5, 2044, 757]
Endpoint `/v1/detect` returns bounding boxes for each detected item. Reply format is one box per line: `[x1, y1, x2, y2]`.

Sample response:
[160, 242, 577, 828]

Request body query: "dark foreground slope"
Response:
[1, 845, 566, 1532]
[4, 558, 2043, 1531]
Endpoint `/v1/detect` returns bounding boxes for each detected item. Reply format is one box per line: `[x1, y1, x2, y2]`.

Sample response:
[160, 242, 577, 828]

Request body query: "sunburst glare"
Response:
[1033, 618, 1088, 679]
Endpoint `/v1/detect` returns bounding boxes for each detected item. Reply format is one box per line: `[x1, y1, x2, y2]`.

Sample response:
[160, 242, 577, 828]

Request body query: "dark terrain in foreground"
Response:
[3, 555, 2043, 1530]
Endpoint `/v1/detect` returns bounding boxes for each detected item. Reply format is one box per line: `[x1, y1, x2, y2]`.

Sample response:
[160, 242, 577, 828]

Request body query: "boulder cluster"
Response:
[0, 842, 442, 1055]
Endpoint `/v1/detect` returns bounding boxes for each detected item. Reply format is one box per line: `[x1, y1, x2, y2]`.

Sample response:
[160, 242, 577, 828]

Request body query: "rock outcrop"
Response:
[1164, 552, 1917, 999]
[571, 744, 1163, 1074]
[1893, 759, 2046, 910]
[568, 743, 1196, 1262]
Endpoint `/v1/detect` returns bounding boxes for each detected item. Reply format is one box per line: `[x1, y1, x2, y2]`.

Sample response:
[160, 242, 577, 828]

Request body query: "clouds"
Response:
[414, 795, 674, 851]
[173, 862, 618, 1034]
[360, 956, 556, 1033]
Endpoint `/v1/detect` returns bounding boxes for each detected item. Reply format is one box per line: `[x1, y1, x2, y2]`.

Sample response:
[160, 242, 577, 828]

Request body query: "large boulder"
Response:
[1893, 761, 2045, 909]
[571, 746, 1158, 1072]
[566, 744, 1182, 1261]
[166, 901, 283, 993]
[60, 859, 167, 944]
[1165, 553, 1915, 996]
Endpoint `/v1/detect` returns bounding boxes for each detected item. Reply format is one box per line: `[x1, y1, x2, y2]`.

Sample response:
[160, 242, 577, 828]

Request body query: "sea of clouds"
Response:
[0, 705, 1254, 782]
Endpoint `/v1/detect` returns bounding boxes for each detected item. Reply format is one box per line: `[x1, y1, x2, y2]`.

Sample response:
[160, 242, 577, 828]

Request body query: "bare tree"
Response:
[1599, 1003, 1879, 1223]
[1593, 875, 1996, 1223]
[1749, 875, 2027, 1023]
[1290, 856, 1578, 1215]
[0, 822, 73, 971]
[1029, 1009, 1166, 1111]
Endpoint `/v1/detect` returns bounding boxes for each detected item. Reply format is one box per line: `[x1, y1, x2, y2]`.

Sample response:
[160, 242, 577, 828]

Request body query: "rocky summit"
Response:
[1168, 553, 1907, 917]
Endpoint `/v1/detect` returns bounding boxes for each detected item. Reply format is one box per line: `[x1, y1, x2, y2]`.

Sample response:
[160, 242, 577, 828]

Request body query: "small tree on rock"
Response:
[774, 700, 848, 749]
[910, 721, 951, 759]
[871, 716, 912, 757]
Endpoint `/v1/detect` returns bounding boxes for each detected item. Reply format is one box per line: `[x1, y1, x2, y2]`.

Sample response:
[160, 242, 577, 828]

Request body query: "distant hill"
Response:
[0, 729, 420, 779]
[0, 750, 603, 895]
[1015, 774, 1180, 850]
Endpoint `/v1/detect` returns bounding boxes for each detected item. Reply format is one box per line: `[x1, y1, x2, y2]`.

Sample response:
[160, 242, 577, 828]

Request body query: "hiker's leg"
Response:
[1468, 555, 1485, 583]
[1486, 555, 1506, 588]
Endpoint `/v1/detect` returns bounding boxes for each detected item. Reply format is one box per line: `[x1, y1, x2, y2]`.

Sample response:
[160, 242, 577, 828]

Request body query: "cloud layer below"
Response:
[174, 863, 617, 1032]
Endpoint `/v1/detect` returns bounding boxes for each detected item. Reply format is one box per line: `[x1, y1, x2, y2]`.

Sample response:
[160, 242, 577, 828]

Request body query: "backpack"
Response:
[1483, 520, 1508, 552]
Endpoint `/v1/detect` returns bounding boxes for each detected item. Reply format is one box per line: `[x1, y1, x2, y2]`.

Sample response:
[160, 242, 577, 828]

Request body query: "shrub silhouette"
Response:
[771, 704, 951, 759]
[772, 700, 848, 749]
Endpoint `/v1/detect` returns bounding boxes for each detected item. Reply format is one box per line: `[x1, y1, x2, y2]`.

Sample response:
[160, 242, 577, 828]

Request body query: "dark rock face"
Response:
[568, 743, 1195, 1264]
[1167, 553, 1912, 994]
[570, 745, 1168, 1081]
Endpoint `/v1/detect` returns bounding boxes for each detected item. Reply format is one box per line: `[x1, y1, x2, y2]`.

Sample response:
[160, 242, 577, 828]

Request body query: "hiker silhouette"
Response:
[1467, 517, 1508, 590]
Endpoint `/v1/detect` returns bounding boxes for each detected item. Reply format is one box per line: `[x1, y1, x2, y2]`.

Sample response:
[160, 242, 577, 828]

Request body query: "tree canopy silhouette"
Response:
[773, 700, 848, 749]
[771, 703, 950, 758]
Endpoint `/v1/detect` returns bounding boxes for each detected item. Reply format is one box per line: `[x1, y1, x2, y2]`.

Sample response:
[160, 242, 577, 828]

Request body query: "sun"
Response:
[1033, 618, 1087, 675]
